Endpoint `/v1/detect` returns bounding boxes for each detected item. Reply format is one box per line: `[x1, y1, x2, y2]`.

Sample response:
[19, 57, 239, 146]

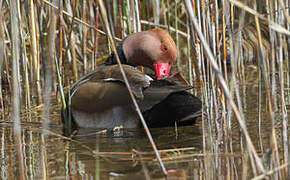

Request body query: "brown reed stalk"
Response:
[0, 129, 5, 176]
[153, 0, 160, 25]
[89, 0, 96, 70]
[214, 0, 222, 68]
[95, 136, 100, 180]
[258, 66, 264, 152]
[125, 0, 132, 34]
[94, 0, 99, 68]
[64, 143, 75, 179]
[26, 130, 34, 179]
[29, 0, 42, 104]
[266, 0, 275, 156]
[112, 0, 118, 25]
[186, 19, 193, 87]
[20, 3, 31, 114]
[58, 0, 64, 74]
[9, 0, 25, 178]
[120, 0, 127, 37]
[221, 3, 228, 82]
[71, 31, 78, 82]
[40, 134, 49, 178]
[29, 0, 37, 77]
[67, 0, 79, 82]
[82, 0, 88, 73]
[106, 0, 116, 40]
[268, 0, 279, 115]
[175, 1, 181, 71]
[0, 3, 5, 118]
[132, 0, 141, 32]
[166, 0, 171, 33]
[3, 46, 11, 94]
[222, 1, 231, 176]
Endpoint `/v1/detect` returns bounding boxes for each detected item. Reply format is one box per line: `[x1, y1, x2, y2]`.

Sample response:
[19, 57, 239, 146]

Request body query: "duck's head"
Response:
[108, 28, 177, 79]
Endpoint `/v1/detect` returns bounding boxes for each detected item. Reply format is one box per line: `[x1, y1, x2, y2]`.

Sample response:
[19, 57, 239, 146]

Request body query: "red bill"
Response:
[153, 62, 170, 79]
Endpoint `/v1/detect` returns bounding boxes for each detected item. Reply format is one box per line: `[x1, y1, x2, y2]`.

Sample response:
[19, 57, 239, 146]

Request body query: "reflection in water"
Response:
[0, 80, 289, 179]
[0, 122, 203, 179]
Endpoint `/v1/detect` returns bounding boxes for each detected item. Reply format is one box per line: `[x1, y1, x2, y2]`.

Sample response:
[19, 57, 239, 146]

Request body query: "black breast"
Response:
[143, 84, 202, 128]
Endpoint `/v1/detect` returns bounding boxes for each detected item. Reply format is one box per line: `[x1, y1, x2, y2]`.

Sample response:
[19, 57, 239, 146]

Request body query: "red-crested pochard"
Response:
[62, 28, 201, 132]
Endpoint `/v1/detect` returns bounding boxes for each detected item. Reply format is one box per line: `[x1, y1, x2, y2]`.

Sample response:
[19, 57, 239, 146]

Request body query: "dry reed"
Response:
[0, 0, 289, 179]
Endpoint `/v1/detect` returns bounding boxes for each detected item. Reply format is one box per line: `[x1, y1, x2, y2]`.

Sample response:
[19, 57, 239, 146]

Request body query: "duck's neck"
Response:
[104, 40, 131, 66]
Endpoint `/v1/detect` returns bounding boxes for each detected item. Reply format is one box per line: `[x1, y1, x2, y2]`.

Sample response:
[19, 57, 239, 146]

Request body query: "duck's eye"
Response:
[161, 45, 168, 52]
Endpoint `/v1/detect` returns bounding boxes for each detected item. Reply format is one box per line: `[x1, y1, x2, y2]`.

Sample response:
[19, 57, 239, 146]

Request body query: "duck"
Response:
[62, 28, 202, 133]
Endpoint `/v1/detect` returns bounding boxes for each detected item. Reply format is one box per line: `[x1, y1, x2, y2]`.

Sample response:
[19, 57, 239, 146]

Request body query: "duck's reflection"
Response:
[68, 126, 202, 179]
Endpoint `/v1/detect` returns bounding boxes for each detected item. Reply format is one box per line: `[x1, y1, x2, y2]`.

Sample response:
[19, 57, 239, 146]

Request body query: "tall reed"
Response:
[9, 0, 25, 179]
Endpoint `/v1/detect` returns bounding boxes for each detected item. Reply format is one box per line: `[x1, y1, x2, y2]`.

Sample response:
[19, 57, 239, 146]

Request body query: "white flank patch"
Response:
[145, 74, 153, 81]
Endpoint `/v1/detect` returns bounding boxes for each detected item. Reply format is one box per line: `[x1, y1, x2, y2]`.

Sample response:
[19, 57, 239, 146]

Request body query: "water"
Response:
[0, 118, 203, 179]
[0, 72, 289, 179]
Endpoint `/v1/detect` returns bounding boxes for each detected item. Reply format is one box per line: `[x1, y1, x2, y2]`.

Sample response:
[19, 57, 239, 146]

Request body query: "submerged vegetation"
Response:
[0, 0, 289, 179]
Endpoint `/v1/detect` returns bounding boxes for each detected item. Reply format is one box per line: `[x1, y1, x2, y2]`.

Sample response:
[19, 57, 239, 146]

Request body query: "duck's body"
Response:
[62, 28, 201, 132]
[69, 64, 198, 129]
